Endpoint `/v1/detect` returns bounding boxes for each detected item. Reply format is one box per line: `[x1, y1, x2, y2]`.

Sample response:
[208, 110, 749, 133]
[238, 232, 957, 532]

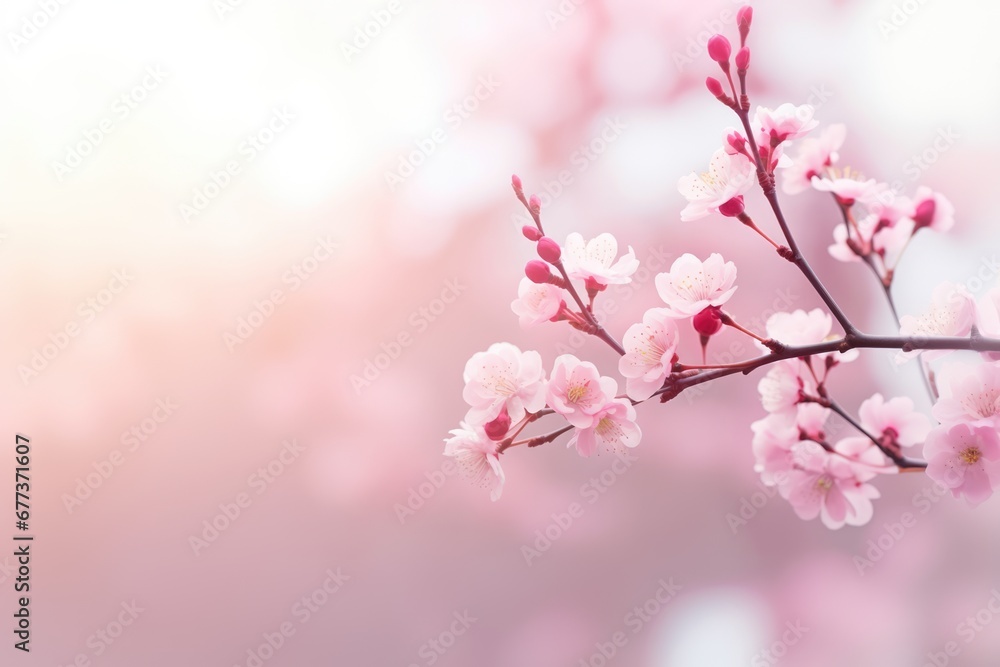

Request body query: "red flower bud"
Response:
[737, 6, 753, 45]
[736, 46, 750, 71]
[693, 307, 724, 337]
[717, 196, 745, 218]
[706, 77, 724, 97]
[707, 35, 731, 64]
[525, 260, 554, 284]
[484, 409, 511, 441]
[913, 199, 936, 229]
[536, 236, 562, 263]
[522, 225, 543, 241]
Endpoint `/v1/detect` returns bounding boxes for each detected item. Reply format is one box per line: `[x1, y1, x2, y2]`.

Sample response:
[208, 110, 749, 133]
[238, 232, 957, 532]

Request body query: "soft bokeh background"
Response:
[3, 0, 1000, 664]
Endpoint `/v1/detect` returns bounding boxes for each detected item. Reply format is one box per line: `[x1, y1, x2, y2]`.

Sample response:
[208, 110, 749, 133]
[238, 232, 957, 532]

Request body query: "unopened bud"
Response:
[707, 35, 732, 64]
[511, 174, 523, 193]
[693, 307, 723, 337]
[706, 77, 725, 97]
[529, 194, 542, 212]
[737, 6, 753, 45]
[536, 236, 562, 263]
[736, 46, 750, 71]
[484, 409, 511, 441]
[913, 198, 936, 229]
[717, 196, 745, 218]
[525, 260, 555, 284]
[522, 225, 543, 241]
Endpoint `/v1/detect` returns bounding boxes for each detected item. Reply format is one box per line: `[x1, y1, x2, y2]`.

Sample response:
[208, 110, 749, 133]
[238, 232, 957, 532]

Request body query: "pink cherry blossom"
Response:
[677, 149, 755, 221]
[924, 423, 1000, 506]
[566, 399, 641, 457]
[511, 278, 564, 329]
[811, 173, 879, 206]
[779, 451, 881, 529]
[872, 216, 915, 270]
[754, 103, 819, 144]
[463, 343, 546, 426]
[654, 253, 737, 318]
[976, 285, 1000, 361]
[897, 283, 975, 362]
[619, 308, 680, 401]
[832, 436, 893, 478]
[751, 412, 824, 485]
[561, 233, 638, 286]
[858, 393, 932, 448]
[546, 354, 618, 428]
[828, 214, 875, 264]
[444, 423, 505, 501]
[827, 213, 914, 271]
[763, 309, 859, 363]
[757, 361, 809, 413]
[782, 123, 846, 194]
[932, 362, 1000, 427]
[910, 186, 955, 233]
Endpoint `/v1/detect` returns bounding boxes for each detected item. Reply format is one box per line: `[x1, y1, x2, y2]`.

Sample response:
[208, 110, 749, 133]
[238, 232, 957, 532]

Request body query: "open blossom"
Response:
[782, 123, 846, 194]
[511, 278, 564, 328]
[811, 172, 878, 206]
[924, 423, 1000, 506]
[897, 283, 975, 362]
[763, 309, 859, 363]
[655, 253, 737, 318]
[754, 103, 818, 144]
[463, 343, 546, 426]
[751, 412, 823, 485]
[910, 186, 955, 233]
[779, 450, 881, 529]
[857, 393, 932, 448]
[566, 399, 641, 457]
[677, 149, 754, 221]
[619, 308, 680, 401]
[976, 285, 1000, 361]
[757, 361, 811, 413]
[932, 362, 1000, 427]
[828, 213, 914, 270]
[444, 423, 505, 501]
[546, 354, 618, 428]
[562, 233, 638, 286]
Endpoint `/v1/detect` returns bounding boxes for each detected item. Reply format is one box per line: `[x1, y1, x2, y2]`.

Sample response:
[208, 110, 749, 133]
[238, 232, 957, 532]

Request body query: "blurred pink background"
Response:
[3, 0, 1000, 664]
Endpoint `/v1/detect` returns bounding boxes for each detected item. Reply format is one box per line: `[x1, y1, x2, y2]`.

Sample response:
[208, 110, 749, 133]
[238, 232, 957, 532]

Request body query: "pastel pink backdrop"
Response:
[2, 0, 1000, 665]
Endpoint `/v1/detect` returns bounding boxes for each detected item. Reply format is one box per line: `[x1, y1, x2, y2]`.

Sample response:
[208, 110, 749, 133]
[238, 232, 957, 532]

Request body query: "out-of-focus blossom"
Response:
[546, 354, 617, 428]
[566, 399, 641, 457]
[782, 123, 846, 194]
[932, 362, 1000, 427]
[811, 172, 879, 206]
[463, 343, 546, 425]
[924, 422, 1000, 506]
[897, 283, 975, 362]
[757, 361, 807, 413]
[619, 308, 679, 401]
[677, 149, 755, 221]
[654, 253, 737, 318]
[444, 423, 505, 501]
[511, 278, 564, 329]
[779, 451, 881, 529]
[754, 103, 819, 144]
[763, 309, 859, 363]
[976, 285, 1000, 360]
[857, 393, 932, 448]
[910, 186, 955, 233]
[561, 233, 638, 287]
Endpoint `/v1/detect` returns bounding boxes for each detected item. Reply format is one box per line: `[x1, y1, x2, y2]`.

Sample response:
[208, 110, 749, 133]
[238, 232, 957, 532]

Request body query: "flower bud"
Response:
[913, 199, 936, 229]
[707, 35, 731, 64]
[736, 46, 750, 71]
[511, 174, 523, 193]
[737, 6, 753, 45]
[705, 77, 725, 97]
[529, 194, 542, 212]
[522, 225, 543, 241]
[726, 131, 747, 155]
[525, 260, 554, 284]
[717, 196, 745, 218]
[692, 307, 723, 337]
[536, 236, 562, 263]
[484, 409, 511, 441]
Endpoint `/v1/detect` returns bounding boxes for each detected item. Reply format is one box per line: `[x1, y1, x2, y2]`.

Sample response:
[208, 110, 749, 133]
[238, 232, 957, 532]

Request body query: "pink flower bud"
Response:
[693, 307, 723, 337]
[511, 174, 522, 191]
[705, 77, 724, 97]
[737, 6, 753, 44]
[717, 196, 745, 218]
[529, 194, 542, 212]
[522, 225, 543, 241]
[707, 35, 731, 64]
[727, 131, 747, 155]
[484, 409, 511, 441]
[525, 260, 554, 284]
[536, 236, 562, 263]
[736, 46, 750, 71]
[913, 199, 936, 229]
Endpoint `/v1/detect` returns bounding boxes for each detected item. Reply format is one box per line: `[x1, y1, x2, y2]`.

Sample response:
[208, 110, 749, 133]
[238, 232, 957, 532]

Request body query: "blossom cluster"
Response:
[442, 5, 1000, 529]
